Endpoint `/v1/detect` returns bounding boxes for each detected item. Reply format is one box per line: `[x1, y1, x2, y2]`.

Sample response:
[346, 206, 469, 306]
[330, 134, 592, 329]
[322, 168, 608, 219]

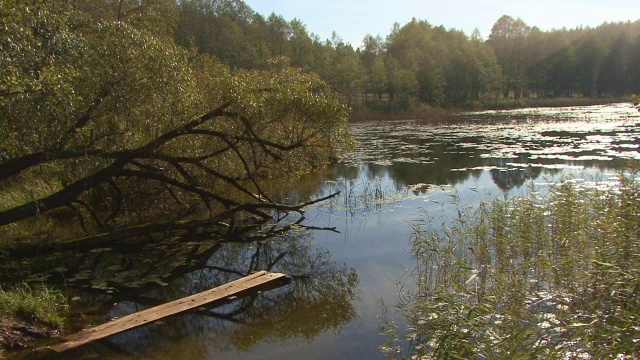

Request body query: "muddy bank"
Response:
[0, 315, 60, 358]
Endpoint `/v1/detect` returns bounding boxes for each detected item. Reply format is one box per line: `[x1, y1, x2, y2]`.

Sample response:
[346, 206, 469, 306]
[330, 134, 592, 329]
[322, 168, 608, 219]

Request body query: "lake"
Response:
[14, 103, 640, 359]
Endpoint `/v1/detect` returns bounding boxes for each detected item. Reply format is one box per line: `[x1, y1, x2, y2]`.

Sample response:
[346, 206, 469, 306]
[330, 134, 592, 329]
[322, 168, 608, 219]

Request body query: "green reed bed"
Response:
[386, 170, 640, 359]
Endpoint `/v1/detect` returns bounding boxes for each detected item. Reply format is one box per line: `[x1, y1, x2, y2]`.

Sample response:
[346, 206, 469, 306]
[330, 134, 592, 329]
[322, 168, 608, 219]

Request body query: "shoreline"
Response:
[350, 96, 632, 122]
[0, 315, 60, 357]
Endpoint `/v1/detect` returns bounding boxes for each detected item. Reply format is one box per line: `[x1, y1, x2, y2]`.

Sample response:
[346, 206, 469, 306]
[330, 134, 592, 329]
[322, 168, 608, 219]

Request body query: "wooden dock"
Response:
[51, 271, 290, 352]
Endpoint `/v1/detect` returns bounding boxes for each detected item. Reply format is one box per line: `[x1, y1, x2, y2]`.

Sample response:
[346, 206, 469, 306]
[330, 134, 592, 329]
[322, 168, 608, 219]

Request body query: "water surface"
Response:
[20, 103, 640, 359]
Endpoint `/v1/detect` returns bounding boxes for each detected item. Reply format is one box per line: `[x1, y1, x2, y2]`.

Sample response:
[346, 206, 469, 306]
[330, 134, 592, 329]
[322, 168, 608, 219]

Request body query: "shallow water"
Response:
[17, 103, 640, 359]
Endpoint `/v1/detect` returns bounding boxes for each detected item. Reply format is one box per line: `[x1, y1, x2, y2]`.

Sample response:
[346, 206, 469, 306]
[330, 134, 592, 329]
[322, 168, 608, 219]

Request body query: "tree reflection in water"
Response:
[1, 217, 358, 358]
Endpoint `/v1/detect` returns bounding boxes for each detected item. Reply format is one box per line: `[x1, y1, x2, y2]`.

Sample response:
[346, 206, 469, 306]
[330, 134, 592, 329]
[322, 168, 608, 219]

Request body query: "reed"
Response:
[385, 165, 640, 359]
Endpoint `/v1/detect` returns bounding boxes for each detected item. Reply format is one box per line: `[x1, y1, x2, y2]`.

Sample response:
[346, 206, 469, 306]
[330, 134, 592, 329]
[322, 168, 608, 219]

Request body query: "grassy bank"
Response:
[482, 95, 633, 110]
[0, 284, 67, 328]
[0, 284, 67, 353]
[352, 96, 631, 121]
[385, 167, 640, 359]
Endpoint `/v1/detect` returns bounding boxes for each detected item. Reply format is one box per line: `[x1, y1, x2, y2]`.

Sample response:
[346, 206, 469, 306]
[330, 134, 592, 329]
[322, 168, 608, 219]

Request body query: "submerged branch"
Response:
[1, 192, 340, 257]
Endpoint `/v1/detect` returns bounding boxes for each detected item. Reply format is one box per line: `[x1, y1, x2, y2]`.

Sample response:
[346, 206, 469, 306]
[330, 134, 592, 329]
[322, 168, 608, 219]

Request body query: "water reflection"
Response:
[2, 220, 357, 359]
[340, 103, 639, 191]
[6, 103, 640, 359]
[92, 236, 358, 359]
[83, 103, 640, 359]
[291, 103, 640, 359]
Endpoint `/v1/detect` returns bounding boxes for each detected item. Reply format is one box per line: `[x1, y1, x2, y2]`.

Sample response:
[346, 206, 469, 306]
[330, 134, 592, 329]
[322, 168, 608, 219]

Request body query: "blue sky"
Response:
[243, 0, 640, 47]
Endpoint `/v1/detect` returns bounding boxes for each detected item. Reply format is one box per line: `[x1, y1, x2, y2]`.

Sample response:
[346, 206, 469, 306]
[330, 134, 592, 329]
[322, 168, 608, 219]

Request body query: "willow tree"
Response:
[0, 0, 348, 248]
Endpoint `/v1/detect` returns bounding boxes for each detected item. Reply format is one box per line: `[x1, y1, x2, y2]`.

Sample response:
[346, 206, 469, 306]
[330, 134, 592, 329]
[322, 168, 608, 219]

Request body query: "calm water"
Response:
[16, 103, 640, 359]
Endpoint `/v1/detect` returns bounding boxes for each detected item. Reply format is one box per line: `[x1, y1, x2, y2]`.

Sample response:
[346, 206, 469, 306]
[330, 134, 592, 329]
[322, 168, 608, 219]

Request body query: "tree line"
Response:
[170, 0, 640, 108]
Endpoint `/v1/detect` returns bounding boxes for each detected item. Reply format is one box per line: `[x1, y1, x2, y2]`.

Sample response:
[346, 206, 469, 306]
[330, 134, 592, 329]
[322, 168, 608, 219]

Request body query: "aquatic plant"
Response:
[385, 166, 640, 359]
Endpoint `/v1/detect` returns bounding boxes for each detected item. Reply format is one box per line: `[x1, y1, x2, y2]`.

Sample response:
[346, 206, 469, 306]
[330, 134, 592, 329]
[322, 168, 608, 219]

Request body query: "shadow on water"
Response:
[1, 218, 358, 359]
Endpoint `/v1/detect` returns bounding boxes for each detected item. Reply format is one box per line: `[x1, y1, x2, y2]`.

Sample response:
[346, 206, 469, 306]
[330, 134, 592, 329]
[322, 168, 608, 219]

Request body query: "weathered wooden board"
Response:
[51, 271, 290, 353]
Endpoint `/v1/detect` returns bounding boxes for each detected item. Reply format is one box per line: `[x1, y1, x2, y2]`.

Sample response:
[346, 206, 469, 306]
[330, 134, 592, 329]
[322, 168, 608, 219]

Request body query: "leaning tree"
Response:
[0, 1, 348, 251]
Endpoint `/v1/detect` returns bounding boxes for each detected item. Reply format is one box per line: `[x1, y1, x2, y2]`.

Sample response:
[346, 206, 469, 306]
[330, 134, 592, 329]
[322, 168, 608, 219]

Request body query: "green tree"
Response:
[265, 13, 291, 58]
[369, 56, 387, 100]
[599, 33, 632, 96]
[360, 34, 385, 101]
[174, 0, 261, 68]
[386, 19, 446, 105]
[547, 44, 577, 97]
[360, 34, 384, 69]
[575, 35, 607, 97]
[288, 19, 314, 69]
[469, 33, 503, 103]
[488, 15, 531, 99]
[524, 27, 548, 97]
[386, 57, 418, 102]
[629, 34, 640, 94]
[70, 0, 177, 32]
[0, 0, 348, 240]
[318, 33, 363, 106]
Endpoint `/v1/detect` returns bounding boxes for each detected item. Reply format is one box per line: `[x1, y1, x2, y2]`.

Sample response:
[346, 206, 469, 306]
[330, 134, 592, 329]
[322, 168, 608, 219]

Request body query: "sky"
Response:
[242, 0, 640, 47]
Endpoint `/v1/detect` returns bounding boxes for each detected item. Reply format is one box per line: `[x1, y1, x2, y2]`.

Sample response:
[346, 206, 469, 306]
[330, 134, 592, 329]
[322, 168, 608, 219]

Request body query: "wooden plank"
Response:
[51, 271, 290, 353]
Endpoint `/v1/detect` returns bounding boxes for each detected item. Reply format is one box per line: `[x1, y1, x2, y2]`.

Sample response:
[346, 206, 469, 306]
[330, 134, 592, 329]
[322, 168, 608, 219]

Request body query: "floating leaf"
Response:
[89, 248, 113, 253]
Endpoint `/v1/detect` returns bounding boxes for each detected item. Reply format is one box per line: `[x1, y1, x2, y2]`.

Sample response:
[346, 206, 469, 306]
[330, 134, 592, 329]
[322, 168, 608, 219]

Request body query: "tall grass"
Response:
[386, 168, 640, 359]
[0, 283, 67, 327]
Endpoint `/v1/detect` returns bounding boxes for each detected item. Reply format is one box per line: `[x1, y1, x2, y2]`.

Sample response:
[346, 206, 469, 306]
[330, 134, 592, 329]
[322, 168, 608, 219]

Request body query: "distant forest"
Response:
[84, 0, 640, 109]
